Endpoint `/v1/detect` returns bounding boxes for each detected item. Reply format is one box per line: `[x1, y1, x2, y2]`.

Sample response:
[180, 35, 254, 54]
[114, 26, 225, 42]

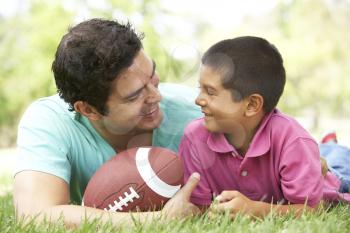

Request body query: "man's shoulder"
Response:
[159, 83, 201, 121]
[21, 95, 74, 121]
[159, 83, 198, 102]
[28, 94, 71, 113]
[19, 94, 77, 133]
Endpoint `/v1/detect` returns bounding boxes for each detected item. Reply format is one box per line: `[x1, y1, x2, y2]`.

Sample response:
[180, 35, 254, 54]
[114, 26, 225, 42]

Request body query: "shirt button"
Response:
[241, 170, 248, 177]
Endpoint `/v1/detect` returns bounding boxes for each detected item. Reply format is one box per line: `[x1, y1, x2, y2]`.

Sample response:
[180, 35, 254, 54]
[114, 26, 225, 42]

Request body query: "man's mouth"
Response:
[142, 106, 159, 117]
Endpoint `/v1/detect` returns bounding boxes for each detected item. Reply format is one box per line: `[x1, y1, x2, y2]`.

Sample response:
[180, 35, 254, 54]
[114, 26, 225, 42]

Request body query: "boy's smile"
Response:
[195, 65, 246, 134]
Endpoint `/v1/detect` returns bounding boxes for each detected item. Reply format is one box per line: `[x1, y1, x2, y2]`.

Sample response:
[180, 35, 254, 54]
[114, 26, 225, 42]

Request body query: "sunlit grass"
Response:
[0, 173, 12, 196]
[1, 175, 349, 233]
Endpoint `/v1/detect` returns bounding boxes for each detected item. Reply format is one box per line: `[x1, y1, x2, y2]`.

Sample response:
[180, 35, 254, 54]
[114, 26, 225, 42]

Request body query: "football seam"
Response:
[138, 156, 182, 195]
[97, 183, 143, 209]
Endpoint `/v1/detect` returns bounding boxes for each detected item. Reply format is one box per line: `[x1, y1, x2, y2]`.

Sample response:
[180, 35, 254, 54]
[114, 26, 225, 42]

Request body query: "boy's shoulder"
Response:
[267, 109, 316, 143]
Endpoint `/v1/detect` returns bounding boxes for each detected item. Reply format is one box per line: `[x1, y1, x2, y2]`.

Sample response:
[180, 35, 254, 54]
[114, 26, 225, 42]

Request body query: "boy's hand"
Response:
[209, 190, 257, 219]
[162, 173, 201, 220]
[320, 157, 328, 177]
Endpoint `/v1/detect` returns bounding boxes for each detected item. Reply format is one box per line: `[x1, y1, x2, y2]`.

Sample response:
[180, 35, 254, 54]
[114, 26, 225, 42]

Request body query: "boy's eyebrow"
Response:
[123, 60, 156, 100]
[202, 83, 217, 90]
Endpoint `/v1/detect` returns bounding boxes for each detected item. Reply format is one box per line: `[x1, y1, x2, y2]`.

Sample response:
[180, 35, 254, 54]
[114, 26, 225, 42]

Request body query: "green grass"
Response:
[1, 173, 350, 233]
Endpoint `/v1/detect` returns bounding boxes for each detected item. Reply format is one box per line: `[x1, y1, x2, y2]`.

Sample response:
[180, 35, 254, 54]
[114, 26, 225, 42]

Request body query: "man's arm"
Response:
[13, 171, 200, 227]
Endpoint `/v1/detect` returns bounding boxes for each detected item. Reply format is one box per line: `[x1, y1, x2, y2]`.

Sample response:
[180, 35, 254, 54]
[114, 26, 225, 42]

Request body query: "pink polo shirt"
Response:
[179, 109, 344, 207]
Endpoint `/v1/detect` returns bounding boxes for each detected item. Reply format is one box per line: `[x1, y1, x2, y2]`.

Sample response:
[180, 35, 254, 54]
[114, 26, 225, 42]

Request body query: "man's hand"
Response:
[209, 190, 257, 219]
[161, 172, 201, 220]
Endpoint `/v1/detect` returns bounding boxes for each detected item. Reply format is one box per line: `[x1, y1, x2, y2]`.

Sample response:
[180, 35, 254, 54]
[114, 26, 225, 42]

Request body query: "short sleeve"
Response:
[15, 101, 71, 184]
[279, 138, 323, 207]
[179, 135, 212, 206]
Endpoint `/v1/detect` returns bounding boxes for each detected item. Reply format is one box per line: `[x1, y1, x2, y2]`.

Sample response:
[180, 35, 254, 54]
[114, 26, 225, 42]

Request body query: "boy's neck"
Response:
[225, 112, 265, 156]
[225, 129, 255, 156]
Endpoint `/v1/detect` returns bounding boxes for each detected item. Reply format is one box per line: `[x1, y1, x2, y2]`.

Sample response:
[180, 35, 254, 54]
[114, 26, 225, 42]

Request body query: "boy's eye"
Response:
[206, 88, 215, 96]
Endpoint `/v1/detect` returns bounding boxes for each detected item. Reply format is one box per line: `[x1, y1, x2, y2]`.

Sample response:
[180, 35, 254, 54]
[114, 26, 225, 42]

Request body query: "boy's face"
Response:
[195, 65, 247, 134]
[100, 50, 163, 135]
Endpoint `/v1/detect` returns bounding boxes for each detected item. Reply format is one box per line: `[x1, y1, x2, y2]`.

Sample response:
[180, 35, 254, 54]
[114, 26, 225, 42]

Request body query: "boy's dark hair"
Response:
[52, 18, 143, 115]
[201, 36, 286, 113]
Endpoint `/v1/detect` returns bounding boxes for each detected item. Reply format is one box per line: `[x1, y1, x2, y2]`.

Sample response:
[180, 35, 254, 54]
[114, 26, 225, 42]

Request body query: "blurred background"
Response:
[0, 0, 349, 155]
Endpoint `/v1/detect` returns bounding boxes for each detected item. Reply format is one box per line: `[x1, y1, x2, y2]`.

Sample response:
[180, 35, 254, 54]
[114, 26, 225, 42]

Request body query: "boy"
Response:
[179, 36, 350, 218]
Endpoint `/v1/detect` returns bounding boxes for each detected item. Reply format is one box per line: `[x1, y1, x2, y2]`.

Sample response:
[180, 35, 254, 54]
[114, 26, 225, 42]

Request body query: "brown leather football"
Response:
[82, 147, 184, 212]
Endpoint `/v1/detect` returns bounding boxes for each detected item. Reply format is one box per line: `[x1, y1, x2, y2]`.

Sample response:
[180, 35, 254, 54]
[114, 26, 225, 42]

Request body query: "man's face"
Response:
[100, 50, 163, 135]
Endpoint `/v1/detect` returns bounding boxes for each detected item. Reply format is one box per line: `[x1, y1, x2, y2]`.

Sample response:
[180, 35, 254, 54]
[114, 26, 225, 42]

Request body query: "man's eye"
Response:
[127, 94, 139, 101]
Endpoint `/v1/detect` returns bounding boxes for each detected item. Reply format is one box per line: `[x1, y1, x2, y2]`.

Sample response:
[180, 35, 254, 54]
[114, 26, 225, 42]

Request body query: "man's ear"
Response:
[245, 94, 264, 117]
[73, 101, 102, 121]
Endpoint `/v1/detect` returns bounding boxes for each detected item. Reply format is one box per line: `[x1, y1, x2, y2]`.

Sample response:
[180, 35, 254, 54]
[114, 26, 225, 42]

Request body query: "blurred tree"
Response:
[274, 0, 350, 129]
[220, 0, 350, 129]
[0, 0, 189, 147]
[1, 0, 349, 146]
[0, 1, 73, 146]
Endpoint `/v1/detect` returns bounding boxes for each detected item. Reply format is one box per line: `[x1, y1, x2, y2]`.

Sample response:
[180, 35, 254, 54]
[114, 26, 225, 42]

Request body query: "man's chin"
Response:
[139, 111, 164, 130]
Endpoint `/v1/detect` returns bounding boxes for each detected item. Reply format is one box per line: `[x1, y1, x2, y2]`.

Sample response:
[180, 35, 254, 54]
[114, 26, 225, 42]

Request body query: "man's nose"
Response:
[145, 83, 161, 104]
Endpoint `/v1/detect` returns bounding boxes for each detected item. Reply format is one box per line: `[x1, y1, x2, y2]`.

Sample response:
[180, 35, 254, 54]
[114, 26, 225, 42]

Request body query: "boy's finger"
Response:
[215, 190, 240, 202]
[210, 201, 234, 214]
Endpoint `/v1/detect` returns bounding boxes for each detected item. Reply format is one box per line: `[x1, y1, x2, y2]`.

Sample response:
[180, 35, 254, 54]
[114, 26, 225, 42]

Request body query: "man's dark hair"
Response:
[201, 36, 286, 113]
[52, 18, 143, 114]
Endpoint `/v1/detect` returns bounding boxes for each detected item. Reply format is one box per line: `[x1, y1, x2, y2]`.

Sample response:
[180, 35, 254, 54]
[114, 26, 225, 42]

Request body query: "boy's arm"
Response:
[13, 170, 200, 227]
[209, 190, 315, 219]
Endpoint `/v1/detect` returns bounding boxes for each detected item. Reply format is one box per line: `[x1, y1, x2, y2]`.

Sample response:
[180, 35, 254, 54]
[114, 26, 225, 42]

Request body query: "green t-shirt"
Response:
[15, 83, 201, 204]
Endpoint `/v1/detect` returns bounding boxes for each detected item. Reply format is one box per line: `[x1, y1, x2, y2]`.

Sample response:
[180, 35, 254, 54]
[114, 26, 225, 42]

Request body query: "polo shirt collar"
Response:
[207, 132, 235, 154]
[207, 109, 276, 157]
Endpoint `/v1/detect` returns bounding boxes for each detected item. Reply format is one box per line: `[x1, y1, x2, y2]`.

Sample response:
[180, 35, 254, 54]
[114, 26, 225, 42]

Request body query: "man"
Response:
[13, 18, 202, 226]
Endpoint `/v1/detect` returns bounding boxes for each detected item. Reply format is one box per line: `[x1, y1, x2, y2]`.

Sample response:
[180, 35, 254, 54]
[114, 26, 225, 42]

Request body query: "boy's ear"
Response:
[245, 94, 264, 117]
[74, 101, 103, 121]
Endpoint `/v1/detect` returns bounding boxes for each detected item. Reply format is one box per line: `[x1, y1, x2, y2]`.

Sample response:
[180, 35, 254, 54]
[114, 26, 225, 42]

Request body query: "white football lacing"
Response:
[104, 186, 140, 212]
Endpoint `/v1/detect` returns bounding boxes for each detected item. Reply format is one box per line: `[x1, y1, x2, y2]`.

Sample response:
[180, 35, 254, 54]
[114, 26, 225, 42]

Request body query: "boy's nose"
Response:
[195, 96, 207, 107]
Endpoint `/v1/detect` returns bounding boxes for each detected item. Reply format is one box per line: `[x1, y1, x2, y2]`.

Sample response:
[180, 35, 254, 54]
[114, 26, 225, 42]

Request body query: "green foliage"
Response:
[0, 0, 188, 147]
[1, 0, 350, 146]
[274, 0, 350, 118]
[0, 1, 73, 146]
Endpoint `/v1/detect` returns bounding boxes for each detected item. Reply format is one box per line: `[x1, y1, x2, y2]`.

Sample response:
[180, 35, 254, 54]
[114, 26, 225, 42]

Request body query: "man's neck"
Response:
[90, 121, 153, 152]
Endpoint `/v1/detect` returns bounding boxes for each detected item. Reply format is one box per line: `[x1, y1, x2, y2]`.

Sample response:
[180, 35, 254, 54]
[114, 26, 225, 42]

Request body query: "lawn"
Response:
[1, 174, 350, 233]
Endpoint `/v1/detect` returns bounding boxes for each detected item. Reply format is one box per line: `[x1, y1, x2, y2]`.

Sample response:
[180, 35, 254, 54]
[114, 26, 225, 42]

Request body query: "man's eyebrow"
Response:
[124, 87, 144, 100]
[150, 60, 156, 78]
[123, 60, 156, 100]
